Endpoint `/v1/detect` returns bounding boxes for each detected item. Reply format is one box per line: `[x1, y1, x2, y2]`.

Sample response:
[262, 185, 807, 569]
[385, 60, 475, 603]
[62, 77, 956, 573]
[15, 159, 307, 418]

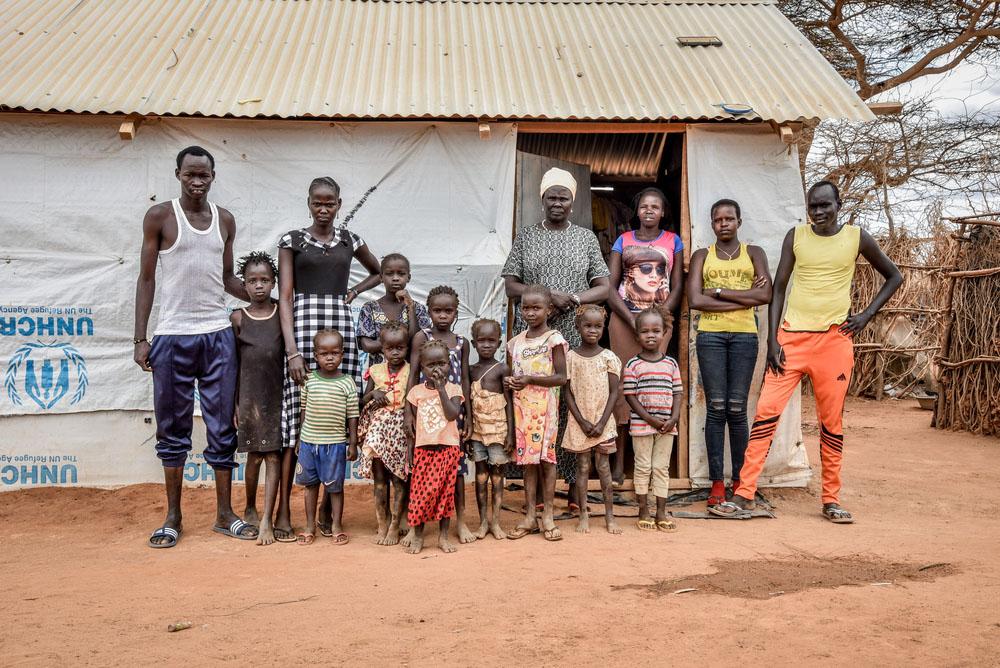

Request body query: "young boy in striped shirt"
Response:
[623, 307, 683, 534]
[295, 329, 359, 546]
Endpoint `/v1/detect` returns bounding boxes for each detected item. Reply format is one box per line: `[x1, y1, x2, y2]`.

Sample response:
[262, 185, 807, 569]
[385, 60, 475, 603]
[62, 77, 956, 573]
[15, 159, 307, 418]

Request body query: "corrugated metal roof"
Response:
[0, 0, 873, 123]
[518, 133, 667, 178]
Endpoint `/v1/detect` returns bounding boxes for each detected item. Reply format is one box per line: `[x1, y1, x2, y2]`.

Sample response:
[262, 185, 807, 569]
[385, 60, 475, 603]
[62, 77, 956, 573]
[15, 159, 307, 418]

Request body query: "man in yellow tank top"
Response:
[710, 181, 902, 524]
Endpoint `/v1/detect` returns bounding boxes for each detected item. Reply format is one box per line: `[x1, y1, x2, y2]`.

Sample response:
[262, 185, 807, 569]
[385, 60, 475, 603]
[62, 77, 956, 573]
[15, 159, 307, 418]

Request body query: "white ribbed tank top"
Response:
[153, 199, 231, 336]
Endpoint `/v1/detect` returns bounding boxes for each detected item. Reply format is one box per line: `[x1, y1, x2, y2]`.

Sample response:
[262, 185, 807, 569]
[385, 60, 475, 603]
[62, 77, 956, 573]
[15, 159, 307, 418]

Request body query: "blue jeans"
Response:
[696, 332, 759, 482]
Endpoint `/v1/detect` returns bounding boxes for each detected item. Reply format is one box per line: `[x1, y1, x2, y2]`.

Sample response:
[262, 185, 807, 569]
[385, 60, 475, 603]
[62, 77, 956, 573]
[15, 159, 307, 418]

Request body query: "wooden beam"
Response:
[868, 101, 904, 116]
[118, 115, 143, 140]
[676, 128, 691, 483]
[516, 121, 687, 134]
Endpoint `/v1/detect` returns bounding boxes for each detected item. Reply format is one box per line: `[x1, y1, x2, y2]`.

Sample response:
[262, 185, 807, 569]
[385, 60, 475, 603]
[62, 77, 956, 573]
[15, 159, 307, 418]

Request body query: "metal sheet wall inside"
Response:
[517, 133, 667, 178]
[0, 0, 872, 122]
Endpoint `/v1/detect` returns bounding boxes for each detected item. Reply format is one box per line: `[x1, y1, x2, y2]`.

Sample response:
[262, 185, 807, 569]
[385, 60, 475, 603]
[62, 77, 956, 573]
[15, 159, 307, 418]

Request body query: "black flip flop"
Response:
[148, 526, 180, 549]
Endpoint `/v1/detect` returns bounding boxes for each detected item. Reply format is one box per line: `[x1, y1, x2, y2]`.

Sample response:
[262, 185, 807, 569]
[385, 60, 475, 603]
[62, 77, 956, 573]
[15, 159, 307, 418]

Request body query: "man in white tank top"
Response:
[133, 146, 257, 548]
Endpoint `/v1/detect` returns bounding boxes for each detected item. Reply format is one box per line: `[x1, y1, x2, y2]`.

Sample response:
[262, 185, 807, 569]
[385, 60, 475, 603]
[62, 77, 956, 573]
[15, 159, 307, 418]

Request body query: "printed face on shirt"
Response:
[380, 329, 409, 367]
[428, 293, 458, 330]
[314, 332, 344, 372]
[472, 322, 502, 361]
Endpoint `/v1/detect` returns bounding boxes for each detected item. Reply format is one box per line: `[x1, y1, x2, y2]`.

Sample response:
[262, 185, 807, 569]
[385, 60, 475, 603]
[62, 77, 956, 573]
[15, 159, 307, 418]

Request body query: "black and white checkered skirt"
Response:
[280, 293, 363, 449]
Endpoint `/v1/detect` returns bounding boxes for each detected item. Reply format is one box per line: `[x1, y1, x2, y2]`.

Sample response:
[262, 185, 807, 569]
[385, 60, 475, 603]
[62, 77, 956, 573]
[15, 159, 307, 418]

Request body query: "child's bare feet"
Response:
[606, 518, 623, 535]
[243, 507, 260, 526]
[257, 521, 275, 546]
[400, 527, 416, 547]
[405, 533, 424, 554]
[373, 523, 389, 545]
[381, 521, 401, 546]
[576, 515, 590, 533]
[456, 521, 477, 544]
[438, 534, 457, 553]
[473, 519, 489, 540]
[489, 522, 507, 540]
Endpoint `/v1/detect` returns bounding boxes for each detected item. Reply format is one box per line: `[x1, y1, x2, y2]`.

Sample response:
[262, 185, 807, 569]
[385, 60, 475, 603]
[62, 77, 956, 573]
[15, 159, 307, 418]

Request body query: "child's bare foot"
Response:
[243, 507, 260, 526]
[373, 523, 389, 545]
[576, 515, 590, 533]
[473, 519, 489, 540]
[405, 533, 424, 554]
[382, 521, 401, 546]
[400, 527, 416, 547]
[456, 521, 477, 544]
[606, 518, 623, 535]
[489, 522, 507, 540]
[438, 535, 457, 553]
[257, 521, 275, 546]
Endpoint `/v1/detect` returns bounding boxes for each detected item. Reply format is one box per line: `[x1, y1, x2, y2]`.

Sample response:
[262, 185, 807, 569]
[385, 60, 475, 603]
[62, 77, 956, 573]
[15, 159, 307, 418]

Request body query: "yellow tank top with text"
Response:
[697, 243, 758, 334]
[784, 224, 861, 331]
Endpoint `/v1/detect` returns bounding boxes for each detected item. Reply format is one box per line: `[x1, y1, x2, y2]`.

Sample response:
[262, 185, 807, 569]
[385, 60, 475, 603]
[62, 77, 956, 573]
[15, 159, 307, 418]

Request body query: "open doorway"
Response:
[512, 126, 690, 490]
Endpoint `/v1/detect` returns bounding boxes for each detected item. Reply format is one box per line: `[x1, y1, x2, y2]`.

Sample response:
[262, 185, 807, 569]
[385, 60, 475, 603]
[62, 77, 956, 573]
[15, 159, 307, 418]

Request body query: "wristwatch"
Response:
[714, 288, 722, 298]
[570, 294, 582, 306]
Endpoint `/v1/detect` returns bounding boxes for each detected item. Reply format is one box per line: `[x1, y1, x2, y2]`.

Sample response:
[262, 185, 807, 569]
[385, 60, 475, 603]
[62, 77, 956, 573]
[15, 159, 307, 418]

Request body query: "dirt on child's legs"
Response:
[473, 459, 491, 539]
[454, 470, 476, 544]
[637, 492, 650, 522]
[275, 448, 296, 536]
[575, 452, 591, 533]
[328, 490, 344, 537]
[149, 465, 183, 546]
[540, 462, 558, 533]
[595, 452, 621, 534]
[438, 517, 456, 553]
[400, 484, 416, 547]
[612, 426, 627, 485]
[257, 451, 281, 546]
[489, 464, 506, 539]
[243, 452, 263, 525]
[517, 465, 539, 531]
[317, 487, 333, 534]
[372, 460, 391, 544]
[302, 483, 320, 544]
[384, 475, 405, 546]
[406, 522, 425, 554]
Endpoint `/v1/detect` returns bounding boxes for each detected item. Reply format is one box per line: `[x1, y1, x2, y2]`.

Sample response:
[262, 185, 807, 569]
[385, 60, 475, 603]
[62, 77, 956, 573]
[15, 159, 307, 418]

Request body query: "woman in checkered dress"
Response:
[275, 177, 382, 537]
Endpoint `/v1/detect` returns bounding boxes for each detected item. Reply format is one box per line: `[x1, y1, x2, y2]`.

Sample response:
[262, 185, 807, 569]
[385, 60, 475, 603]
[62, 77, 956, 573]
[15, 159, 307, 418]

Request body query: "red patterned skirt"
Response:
[407, 446, 461, 526]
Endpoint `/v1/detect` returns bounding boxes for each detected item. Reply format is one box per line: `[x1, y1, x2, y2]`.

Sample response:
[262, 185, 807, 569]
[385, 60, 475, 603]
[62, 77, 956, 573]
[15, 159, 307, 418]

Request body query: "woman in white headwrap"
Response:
[502, 167, 610, 497]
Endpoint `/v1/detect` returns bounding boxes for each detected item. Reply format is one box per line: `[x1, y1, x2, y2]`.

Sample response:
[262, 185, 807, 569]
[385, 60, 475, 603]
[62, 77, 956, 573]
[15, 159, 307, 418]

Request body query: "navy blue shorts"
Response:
[296, 441, 347, 493]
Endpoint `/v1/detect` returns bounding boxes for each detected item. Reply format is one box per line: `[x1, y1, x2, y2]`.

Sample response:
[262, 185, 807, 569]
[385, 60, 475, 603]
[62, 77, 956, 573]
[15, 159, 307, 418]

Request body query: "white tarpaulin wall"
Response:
[686, 125, 810, 488]
[0, 115, 515, 489]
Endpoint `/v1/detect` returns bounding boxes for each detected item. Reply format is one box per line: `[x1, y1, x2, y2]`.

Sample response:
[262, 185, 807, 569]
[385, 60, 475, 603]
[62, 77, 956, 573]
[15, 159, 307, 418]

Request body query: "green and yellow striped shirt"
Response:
[299, 372, 359, 444]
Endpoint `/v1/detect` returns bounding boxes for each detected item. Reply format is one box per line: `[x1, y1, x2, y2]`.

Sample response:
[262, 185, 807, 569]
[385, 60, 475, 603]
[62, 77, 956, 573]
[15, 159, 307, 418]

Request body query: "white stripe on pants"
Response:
[633, 433, 674, 497]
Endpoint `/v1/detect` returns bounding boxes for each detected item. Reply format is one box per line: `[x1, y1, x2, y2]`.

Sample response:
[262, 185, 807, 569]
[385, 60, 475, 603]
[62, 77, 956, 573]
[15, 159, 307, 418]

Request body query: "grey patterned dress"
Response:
[502, 221, 610, 483]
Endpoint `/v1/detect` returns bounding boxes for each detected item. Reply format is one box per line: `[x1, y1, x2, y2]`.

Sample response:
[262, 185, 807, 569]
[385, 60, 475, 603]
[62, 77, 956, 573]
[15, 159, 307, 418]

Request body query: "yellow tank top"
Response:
[697, 243, 758, 334]
[784, 224, 861, 331]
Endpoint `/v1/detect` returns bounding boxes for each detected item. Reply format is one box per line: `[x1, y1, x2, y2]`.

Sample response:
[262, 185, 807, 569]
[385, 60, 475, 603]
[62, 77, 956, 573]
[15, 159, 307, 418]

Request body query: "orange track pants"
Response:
[735, 325, 853, 505]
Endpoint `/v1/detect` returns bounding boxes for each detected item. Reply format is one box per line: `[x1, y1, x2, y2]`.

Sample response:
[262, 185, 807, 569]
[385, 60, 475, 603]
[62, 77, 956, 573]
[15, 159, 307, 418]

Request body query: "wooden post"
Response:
[933, 222, 966, 427]
[676, 128, 691, 482]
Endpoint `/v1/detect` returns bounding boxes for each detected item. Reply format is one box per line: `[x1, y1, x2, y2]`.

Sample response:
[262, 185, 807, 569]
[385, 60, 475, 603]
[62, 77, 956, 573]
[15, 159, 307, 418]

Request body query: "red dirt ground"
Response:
[2, 397, 998, 666]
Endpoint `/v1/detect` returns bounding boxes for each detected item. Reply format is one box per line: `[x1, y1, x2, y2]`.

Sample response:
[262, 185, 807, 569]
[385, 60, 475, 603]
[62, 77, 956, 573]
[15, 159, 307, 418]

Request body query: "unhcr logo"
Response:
[4, 341, 88, 410]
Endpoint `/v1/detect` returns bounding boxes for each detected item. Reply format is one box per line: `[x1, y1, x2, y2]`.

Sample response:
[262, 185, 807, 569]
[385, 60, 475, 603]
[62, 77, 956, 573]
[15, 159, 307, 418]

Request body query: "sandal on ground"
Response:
[822, 504, 854, 524]
[148, 526, 180, 549]
[706, 502, 753, 519]
[506, 526, 538, 540]
[316, 522, 333, 538]
[637, 519, 657, 532]
[657, 519, 678, 533]
[273, 527, 297, 543]
[297, 532, 315, 545]
[542, 527, 563, 542]
[332, 532, 350, 545]
[707, 493, 725, 507]
[213, 519, 258, 540]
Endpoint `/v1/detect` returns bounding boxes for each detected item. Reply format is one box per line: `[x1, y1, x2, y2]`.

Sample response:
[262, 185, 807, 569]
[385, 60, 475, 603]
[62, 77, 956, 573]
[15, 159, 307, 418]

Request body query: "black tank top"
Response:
[281, 228, 359, 296]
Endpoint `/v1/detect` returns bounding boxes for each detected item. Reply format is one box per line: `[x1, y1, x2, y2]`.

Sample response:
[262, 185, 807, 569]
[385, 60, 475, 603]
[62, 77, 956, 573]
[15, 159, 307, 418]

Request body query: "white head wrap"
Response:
[539, 167, 577, 201]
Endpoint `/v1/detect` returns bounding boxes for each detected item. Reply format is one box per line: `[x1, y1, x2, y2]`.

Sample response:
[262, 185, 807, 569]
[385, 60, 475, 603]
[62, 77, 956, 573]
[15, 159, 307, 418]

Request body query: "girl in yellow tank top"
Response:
[686, 199, 773, 507]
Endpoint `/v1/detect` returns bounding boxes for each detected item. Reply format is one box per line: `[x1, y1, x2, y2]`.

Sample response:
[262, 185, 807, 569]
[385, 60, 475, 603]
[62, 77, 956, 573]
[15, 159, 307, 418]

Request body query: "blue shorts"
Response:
[296, 441, 347, 493]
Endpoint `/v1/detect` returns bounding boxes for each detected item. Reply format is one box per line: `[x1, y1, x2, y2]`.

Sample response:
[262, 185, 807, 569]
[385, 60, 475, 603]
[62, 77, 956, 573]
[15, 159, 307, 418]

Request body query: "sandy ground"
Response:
[1, 396, 998, 667]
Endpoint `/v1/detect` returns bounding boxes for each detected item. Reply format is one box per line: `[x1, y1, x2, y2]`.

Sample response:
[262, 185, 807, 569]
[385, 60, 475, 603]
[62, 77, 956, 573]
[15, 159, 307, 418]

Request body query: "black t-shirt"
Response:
[278, 228, 364, 295]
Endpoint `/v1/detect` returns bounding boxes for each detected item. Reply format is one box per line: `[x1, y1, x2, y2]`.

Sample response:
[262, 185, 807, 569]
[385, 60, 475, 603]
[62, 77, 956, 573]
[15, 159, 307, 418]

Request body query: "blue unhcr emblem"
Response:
[4, 341, 88, 409]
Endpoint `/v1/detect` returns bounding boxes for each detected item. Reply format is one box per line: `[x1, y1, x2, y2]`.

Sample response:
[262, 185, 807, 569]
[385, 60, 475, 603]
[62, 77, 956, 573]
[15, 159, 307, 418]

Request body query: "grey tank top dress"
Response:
[236, 305, 284, 453]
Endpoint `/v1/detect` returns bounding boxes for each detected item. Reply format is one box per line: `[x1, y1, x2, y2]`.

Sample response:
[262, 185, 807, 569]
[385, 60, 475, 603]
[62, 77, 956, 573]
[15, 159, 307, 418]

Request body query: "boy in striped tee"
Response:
[295, 329, 359, 546]
[623, 307, 683, 534]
